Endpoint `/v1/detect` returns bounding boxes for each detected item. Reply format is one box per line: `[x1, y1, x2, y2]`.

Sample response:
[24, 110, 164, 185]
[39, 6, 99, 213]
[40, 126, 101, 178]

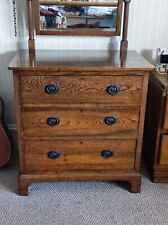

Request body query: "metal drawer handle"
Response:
[104, 116, 118, 125]
[47, 117, 60, 126]
[106, 85, 120, 95]
[45, 84, 59, 94]
[101, 150, 114, 158]
[48, 151, 61, 159]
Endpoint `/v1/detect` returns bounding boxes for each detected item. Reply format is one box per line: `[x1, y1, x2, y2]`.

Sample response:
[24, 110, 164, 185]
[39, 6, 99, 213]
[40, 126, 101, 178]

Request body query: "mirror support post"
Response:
[27, 0, 35, 51]
[120, 0, 131, 54]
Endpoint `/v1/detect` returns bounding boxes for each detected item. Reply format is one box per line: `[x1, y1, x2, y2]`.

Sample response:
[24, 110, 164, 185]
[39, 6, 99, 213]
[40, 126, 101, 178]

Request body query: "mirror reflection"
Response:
[39, 0, 118, 3]
[40, 4, 118, 30]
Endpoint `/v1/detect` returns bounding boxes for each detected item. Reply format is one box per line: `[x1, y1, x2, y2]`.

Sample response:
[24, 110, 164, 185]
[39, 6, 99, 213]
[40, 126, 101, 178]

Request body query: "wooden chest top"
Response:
[8, 50, 153, 72]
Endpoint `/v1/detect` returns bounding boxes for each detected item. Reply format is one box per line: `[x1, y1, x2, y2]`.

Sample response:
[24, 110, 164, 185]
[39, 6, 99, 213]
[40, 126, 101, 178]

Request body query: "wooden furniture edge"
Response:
[135, 72, 150, 171]
[19, 171, 141, 196]
[153, 171, 168, 183]
[13, 73, 25, 173]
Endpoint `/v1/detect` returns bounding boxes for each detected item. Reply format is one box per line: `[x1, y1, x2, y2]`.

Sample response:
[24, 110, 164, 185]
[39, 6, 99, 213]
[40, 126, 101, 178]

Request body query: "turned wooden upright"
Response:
[27, 0, 131, 54]
[120, 0, 131, 54]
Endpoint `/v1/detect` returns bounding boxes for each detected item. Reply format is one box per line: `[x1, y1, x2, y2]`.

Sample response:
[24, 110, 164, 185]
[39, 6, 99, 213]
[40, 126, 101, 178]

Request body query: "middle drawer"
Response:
[22, 107, 139, 138]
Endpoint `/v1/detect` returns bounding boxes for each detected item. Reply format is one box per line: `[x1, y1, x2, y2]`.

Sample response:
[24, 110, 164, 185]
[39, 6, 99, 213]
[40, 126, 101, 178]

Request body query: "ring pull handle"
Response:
[106, 85, 120, 95]
[104, 116, 118, 125]
[45, 84, 59, 95]
[47, 117, 60, 126]
[48, 151, 61, 159]
[101, 150, 114, 158]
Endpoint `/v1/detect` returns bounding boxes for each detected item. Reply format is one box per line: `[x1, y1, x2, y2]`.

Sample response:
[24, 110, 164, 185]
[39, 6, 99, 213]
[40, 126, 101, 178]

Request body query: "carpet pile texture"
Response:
[0, 159, 168, 225]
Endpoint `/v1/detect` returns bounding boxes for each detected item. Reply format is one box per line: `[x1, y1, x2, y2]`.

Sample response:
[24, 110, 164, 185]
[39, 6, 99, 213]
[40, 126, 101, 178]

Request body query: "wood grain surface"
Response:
[20, 75, 143, 105]
[8, 50, 154, 71]
[23, 139, 136, 171]
[163, 96, 168, 129]
[22, 107, 139, 138]
[10, 50, 153, 194]
[159, 135, 168, 165]
[143, 72, 168, 182]
[19, 172, 141, 196]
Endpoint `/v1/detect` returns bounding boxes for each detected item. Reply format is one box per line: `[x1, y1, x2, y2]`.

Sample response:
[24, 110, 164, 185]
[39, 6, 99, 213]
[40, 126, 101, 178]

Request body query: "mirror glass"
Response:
[39, 1, 119, 31]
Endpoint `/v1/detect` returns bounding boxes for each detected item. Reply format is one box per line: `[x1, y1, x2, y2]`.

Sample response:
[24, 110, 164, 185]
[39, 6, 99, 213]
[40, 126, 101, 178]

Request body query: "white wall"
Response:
[1, 0, 168, 127]
[0, 0, 18, 126]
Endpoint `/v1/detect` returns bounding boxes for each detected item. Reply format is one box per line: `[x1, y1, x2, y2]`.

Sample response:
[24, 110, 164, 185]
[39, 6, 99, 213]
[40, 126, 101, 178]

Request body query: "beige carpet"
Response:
[0, 159, 168, 225]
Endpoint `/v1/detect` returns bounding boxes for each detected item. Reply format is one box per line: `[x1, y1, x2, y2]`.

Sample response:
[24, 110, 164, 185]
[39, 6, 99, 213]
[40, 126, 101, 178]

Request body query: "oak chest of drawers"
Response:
[143, 72, 168, 182]
[9, 50, 153, 195]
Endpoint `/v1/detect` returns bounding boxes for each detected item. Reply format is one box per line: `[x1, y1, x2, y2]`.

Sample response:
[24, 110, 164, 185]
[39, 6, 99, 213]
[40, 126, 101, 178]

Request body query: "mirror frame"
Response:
[34, 0, 123, 36]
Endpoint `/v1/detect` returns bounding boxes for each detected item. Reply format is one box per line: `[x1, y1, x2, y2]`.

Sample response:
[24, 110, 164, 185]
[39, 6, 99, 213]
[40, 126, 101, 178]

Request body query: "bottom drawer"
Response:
[159, 135, 168, 165]
[24, 139, 136, 171]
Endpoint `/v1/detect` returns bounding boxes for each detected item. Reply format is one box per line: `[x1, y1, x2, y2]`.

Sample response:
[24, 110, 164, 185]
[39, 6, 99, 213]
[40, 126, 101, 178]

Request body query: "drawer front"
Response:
[22, 107, 139, 138]
[20, 75, 143, 105]
[159, 135, 168, 165]
[24, 139, 136, 171]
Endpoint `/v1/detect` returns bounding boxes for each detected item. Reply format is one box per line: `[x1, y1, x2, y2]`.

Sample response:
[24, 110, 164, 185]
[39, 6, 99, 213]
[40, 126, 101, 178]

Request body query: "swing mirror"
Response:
[35, 0, 123, 36]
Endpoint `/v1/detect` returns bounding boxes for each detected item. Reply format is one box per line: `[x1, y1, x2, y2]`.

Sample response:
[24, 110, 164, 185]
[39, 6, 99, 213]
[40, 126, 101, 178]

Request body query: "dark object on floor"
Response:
[0, 98, 11, 167]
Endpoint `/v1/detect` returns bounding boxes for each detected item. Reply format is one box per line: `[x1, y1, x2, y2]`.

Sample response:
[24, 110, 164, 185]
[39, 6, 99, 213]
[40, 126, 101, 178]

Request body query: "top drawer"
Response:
[20, 75, 143, 105]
